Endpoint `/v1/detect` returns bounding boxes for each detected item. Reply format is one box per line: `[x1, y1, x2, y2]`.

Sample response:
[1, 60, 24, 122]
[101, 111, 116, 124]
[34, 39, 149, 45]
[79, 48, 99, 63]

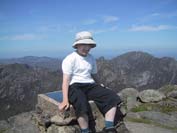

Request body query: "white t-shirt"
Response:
[62, 51, 97, 85]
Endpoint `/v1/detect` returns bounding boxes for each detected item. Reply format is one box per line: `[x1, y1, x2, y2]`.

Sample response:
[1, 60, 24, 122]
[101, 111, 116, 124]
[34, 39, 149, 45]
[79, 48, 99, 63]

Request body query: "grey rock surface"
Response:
[139, 89, 166, 103]
[125, 121, 177, 133]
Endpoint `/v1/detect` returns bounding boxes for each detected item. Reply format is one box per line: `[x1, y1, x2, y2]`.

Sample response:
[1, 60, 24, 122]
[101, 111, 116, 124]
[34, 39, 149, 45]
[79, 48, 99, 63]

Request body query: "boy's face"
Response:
[76, 44, 92, 56]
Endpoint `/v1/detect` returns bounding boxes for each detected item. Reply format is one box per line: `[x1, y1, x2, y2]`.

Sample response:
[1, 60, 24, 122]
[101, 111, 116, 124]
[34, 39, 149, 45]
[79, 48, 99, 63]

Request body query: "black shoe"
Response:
[115, 122, 130, 133]
[97, 127, 117, 133]
[89, 128, 96, 133]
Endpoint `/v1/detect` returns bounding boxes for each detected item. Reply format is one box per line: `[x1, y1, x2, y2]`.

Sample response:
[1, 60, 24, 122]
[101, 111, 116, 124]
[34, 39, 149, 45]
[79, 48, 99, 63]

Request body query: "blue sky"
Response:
[0, 0, 177, 59]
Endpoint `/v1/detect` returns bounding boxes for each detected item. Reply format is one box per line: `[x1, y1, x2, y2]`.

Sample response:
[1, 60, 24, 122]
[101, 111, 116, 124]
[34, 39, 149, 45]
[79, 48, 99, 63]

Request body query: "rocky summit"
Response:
[0, 85, 177, 133]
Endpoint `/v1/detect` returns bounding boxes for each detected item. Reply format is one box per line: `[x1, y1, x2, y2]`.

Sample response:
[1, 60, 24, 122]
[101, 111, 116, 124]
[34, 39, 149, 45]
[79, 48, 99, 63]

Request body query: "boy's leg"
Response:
[87, 84, 121, 132]
[105, 107, 117, 123]
[103, 107, 118, 133]
[114, 104, 126, 126]
[105, 107, 117, 127]
[77, 114, 89, 131]
[87, 102, 96, 132]
[68, 83, 94, 132]
[87, 84, 121, 116]
[77, 105, 96, 133]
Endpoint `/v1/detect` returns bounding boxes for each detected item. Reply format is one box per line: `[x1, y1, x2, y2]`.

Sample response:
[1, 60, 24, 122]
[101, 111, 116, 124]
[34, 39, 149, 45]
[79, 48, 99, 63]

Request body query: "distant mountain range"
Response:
[0, 51, 177, 120]
[0, 56, 62, 71]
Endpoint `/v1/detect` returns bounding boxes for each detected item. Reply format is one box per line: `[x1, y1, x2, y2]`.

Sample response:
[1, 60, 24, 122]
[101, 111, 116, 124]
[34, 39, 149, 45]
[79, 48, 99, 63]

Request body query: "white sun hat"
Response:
[73, 31, 96, 49]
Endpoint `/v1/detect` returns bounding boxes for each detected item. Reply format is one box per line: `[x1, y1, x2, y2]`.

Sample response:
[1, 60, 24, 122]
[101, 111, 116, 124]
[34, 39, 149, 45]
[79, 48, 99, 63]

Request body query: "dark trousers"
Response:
[68, 83, 122, 131]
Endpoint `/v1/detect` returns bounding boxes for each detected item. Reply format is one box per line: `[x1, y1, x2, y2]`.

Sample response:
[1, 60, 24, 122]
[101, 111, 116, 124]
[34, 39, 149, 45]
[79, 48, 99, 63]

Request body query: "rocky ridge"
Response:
[97, 51, 177, 91]
[0, 63, 62, 120]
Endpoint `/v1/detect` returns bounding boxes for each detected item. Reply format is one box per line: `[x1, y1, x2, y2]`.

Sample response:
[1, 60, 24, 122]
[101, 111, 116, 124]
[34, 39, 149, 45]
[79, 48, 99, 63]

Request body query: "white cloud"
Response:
[151, 13, 161, 17]
[82, 19, 98, 25]
[0, 36, 9, 40]
[82, 15, 119, 25]
[163, 10, 177, 18]
[129, 25, 177, 32]
[90, 26, 118, 34]
[38, 25, 61, 32]
[0, 33, 46, 41]
[138, 11, 177, 24]
[90, 29, 106, 34]
[138, 12, 161, 23]
[12, 34, 36, 40]
[103, 16, 119, 23]
[109, 26, 118, 31]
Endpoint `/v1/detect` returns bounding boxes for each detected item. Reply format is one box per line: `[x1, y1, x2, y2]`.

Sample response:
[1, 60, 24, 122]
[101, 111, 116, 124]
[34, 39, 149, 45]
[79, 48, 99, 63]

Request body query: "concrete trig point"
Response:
[37, 91, 105, 131]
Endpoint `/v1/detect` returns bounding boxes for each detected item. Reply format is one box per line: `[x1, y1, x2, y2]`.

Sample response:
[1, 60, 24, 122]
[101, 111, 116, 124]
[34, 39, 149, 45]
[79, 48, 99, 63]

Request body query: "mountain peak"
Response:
[114, 51, 154, 61]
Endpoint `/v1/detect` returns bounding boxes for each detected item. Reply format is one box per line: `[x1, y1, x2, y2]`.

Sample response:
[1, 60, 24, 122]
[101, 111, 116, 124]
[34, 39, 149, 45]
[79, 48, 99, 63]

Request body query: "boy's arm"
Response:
[58, 73, 70, 111]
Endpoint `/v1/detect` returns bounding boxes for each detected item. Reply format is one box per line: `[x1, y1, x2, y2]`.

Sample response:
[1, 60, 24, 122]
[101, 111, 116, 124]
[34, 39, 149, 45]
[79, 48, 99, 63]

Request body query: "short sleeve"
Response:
[91, 57, 97, 74]
[62, 56, 73, 75]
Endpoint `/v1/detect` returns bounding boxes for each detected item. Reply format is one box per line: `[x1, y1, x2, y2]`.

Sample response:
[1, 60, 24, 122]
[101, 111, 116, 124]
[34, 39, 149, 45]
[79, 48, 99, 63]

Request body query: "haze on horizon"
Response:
[0, 0, 177, 59]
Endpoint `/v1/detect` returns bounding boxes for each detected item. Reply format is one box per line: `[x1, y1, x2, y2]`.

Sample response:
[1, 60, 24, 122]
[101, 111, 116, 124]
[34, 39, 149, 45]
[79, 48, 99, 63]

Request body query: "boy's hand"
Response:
[58, 101, 70, 111]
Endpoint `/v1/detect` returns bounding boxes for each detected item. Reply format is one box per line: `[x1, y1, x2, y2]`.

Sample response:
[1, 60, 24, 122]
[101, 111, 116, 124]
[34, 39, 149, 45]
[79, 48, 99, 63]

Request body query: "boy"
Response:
[59, 31, 121, 133]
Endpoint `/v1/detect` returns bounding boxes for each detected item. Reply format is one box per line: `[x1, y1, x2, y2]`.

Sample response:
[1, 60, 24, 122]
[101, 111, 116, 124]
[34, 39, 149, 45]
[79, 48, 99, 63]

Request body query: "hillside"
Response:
[0, 63, 62, 120]
[96, 51, 177, 91]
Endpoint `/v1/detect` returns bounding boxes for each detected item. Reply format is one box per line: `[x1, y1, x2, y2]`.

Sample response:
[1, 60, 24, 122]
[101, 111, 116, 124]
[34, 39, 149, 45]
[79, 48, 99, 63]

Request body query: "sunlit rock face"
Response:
[96, 51, 177, 91]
